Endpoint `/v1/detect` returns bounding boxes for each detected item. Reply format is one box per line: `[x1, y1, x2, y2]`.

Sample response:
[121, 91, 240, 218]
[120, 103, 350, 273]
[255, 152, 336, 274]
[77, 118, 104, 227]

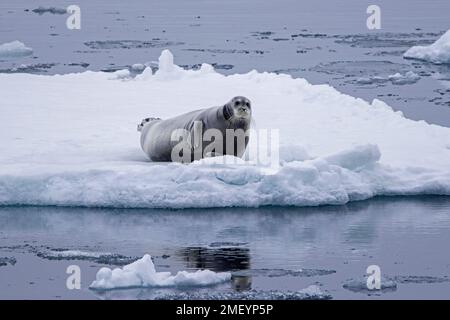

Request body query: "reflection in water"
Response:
[179, 246, 252, 291]
[180, 246, 250, 271]
[1, 196, 450, 298]
[232, 275, 252, 291]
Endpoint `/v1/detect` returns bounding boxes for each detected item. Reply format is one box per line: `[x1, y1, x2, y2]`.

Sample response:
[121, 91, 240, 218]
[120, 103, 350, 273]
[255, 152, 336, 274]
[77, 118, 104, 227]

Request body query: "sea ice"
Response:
[404, 29, 450, 64]
[37, 249, 136, 265]
[343, 277, 397, 294]
[356, 71, 420, 85]
[0, 41, 33, 58]
[156, 285, 331, 300]
[388, 71, 421, 85]
[89, 254, 231, 290]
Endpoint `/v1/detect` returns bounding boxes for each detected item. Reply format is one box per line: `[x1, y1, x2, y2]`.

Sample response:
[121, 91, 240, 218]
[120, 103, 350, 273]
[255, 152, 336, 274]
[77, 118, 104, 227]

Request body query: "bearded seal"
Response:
[138, 96, 252, 162]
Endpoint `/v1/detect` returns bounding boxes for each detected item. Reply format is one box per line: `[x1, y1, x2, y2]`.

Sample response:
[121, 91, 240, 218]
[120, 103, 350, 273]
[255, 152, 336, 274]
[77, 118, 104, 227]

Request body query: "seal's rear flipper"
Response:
[137, 117, 162, 132]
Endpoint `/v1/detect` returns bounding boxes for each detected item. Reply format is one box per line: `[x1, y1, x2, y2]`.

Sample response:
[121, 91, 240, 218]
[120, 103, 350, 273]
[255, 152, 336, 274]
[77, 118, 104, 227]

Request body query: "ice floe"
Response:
[343, 274, 450, 294]
[404, 29, 450, 64]
[233, 268, 336, 278]
[392, 275, 449, 284]
[1, 50, 450, 208]
[343, 277, 397, 294]
[356, 71, 420, 85]
[89, 254, 231, 290]
[37, 249, 136, 265]
[156, 285, 331, 300]
[388, 71, 421, 85]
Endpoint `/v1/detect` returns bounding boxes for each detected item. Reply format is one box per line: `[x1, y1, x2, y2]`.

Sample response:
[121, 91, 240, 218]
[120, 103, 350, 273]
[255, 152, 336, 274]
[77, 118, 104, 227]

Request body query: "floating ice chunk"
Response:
[356, 71, 420, 86]
[0, 41, 33, 58]
[355, 76, 388, 85]
[154, 285, 331, 300]
[109, 69, 131, 80]
[388, 71, 420, 85]
[343, 277, 397, 294]
[44, 250, 107, 259]
[90, 254, 231, 290]
[404, 29, 450, 64]
[130, 63, 145, 72]
[299, 285, 327, 297]
[36, 249, 136, 265]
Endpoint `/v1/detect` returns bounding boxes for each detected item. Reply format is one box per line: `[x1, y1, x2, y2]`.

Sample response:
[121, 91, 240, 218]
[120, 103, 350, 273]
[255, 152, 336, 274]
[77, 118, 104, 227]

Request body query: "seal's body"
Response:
[138, 96, 252, 162]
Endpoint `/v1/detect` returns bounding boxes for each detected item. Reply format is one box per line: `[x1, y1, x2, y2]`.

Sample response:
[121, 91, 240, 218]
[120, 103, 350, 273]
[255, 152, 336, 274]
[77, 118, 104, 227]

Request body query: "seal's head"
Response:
[224, 96, 252, 121]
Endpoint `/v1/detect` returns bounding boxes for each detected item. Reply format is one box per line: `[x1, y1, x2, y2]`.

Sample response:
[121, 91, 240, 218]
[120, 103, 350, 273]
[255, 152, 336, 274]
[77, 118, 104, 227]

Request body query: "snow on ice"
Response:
[1, 50, 450, 208]
[404, 29, 450, 64]
[89, 254, 231, 290]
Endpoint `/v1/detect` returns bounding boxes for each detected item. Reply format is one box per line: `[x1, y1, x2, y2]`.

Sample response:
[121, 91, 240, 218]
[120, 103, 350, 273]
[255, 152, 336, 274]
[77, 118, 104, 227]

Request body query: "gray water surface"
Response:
[1, 197, 450, 299]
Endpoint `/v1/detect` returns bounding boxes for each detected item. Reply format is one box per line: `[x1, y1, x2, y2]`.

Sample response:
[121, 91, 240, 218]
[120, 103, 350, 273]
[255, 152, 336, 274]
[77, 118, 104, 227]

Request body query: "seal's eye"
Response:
[234, 101, 241, 107]
[245, 102, 250, 108]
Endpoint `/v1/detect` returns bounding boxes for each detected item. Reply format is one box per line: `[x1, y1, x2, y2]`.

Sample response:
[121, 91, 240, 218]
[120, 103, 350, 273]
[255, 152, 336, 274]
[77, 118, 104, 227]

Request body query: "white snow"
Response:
[1, 50, 450, 208]
[89, 254, 231, 290]
[0, 40, 33, 58]
[43, 250, 109, 259]
[404, 29, 450, 64]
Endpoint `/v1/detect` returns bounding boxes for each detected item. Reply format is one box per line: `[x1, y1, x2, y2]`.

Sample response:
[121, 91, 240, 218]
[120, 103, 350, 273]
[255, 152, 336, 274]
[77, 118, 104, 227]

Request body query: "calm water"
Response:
[1, 197, 450, 299]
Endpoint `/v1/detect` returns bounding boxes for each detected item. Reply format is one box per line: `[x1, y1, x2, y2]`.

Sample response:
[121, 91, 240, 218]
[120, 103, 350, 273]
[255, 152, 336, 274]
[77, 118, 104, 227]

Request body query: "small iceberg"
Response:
[89, 254, 231, 290]
[388, 71, 421, 85]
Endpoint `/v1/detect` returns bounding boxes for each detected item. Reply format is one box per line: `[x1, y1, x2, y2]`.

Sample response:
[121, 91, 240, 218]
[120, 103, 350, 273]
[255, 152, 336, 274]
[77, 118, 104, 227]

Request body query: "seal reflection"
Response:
[179, 246, 252, 291]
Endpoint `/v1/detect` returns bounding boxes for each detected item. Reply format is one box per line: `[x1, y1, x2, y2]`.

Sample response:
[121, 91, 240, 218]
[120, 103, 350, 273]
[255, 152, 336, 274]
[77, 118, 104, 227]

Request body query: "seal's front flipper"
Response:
[137, 117, 162, 132]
